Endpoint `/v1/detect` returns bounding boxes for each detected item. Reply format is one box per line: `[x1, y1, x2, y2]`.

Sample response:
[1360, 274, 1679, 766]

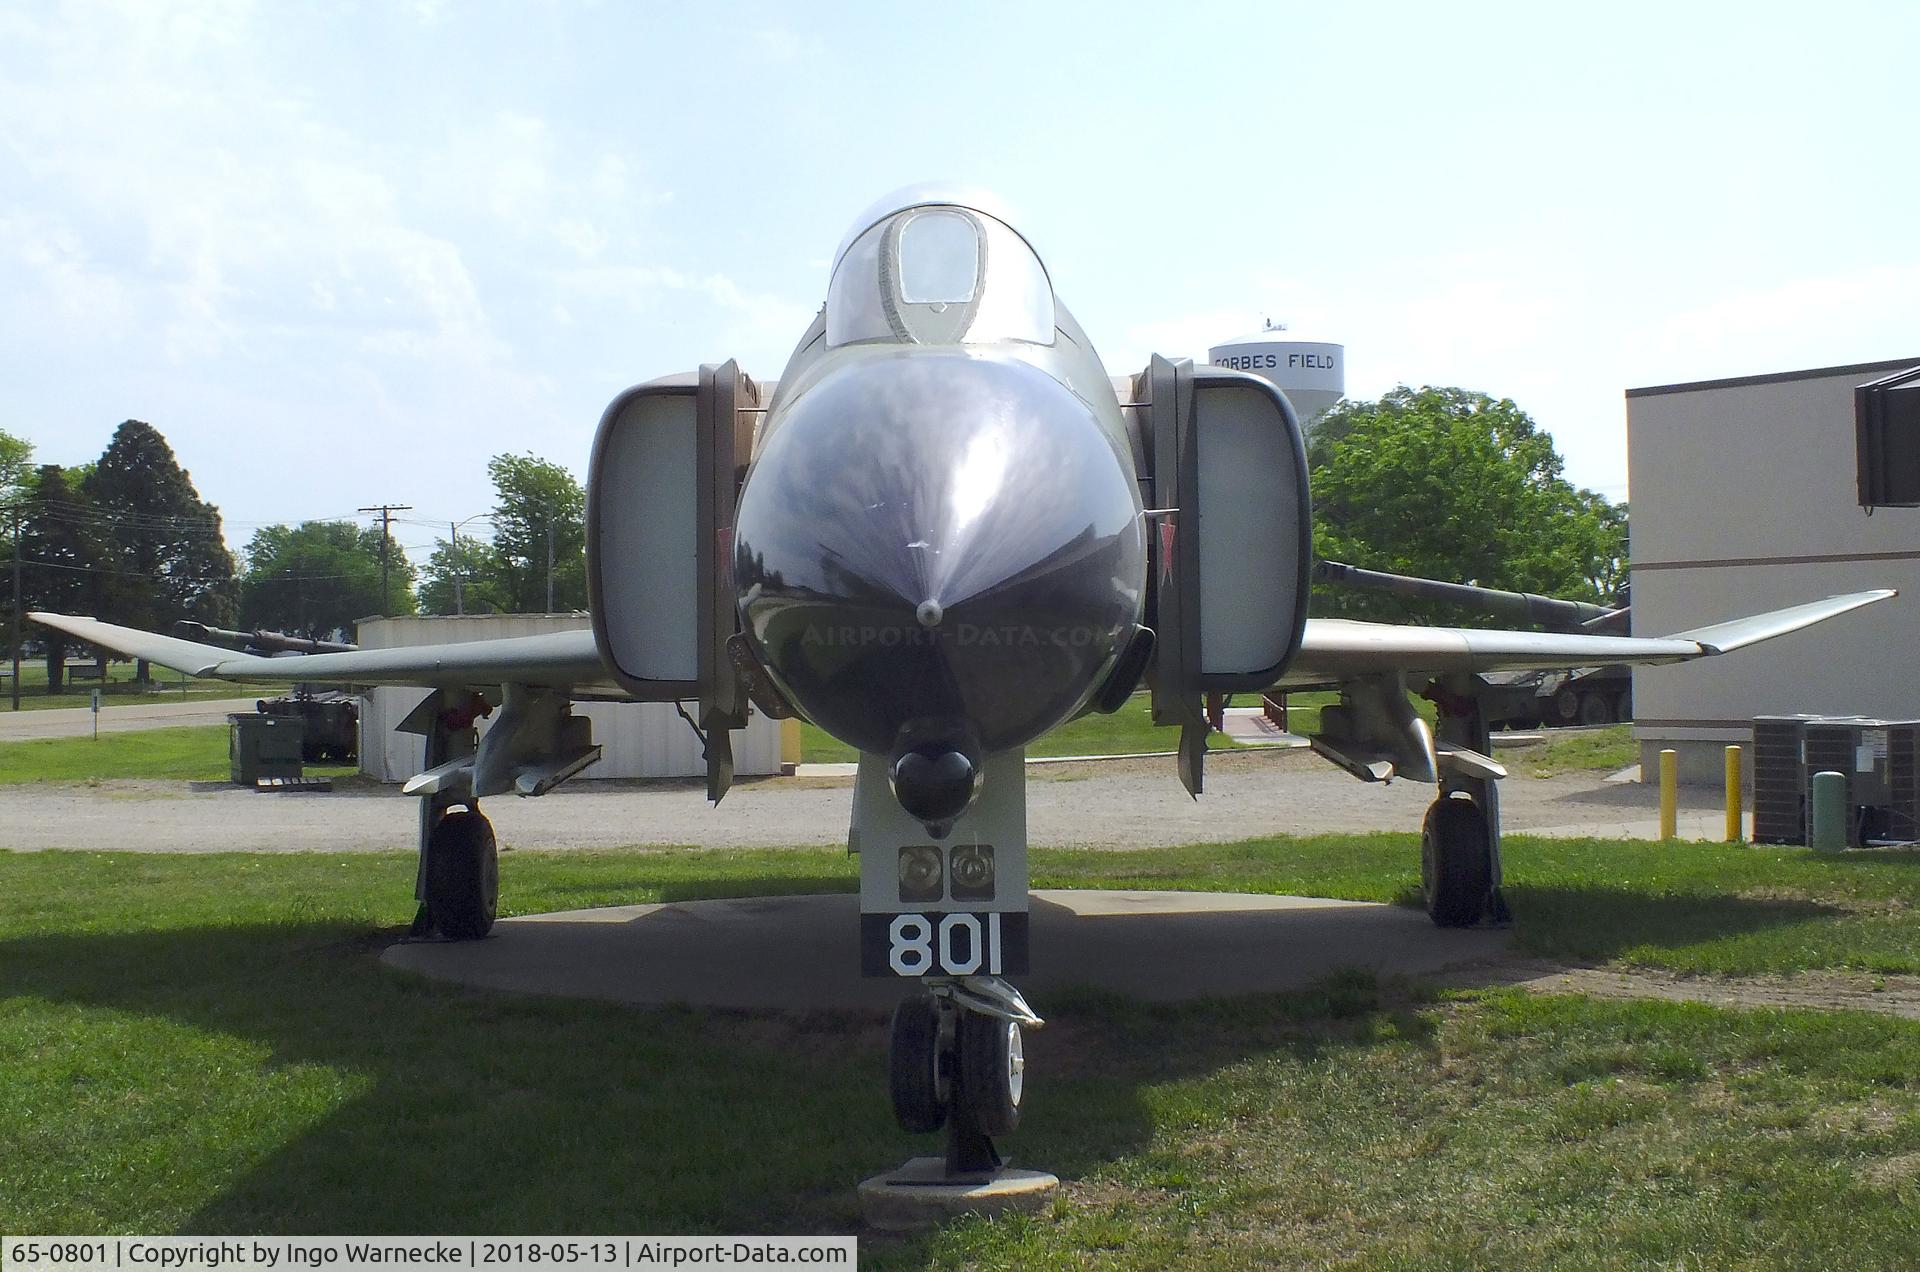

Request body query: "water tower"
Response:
[1207, 321, 1345, 432]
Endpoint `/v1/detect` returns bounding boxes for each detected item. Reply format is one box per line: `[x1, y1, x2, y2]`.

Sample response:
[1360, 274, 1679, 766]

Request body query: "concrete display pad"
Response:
[382, 890, 1508, 1009]
[857, 1158, 1059, 1231]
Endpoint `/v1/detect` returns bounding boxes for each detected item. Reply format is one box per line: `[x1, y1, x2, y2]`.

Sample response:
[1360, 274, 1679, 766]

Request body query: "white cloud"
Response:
[1644, 266, 1920, 381]
[550, 218, 611, 259]
[0, 212, 137, 335]
[745, 25, 824, 65]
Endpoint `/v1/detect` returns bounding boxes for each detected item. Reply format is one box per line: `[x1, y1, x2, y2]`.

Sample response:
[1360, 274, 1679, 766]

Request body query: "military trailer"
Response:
[172, 622, 362, 761]
[1315, 561, 1631, 729]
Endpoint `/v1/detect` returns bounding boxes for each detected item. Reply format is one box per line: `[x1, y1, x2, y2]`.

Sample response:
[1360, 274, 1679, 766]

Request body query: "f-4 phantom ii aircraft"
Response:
[33, 185, 1893, 1174]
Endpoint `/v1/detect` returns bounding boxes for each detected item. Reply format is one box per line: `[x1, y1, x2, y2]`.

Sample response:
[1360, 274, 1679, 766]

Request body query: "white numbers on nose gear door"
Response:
[938, 914, 982, 974]
[887, 914, 935, 976]
[888, 911, 1004, 976]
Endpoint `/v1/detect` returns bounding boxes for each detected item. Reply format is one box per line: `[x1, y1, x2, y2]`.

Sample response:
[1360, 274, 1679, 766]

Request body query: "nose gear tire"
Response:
[957, 1012, 1023, 1137]
[888, 996, 948, 1134]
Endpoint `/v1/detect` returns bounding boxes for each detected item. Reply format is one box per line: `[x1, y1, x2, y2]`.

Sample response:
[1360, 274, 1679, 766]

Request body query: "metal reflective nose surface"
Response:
[734, 349, 1147, 759]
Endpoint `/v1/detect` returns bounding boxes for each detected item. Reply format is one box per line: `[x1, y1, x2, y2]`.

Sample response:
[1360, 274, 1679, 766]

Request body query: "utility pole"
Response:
[451, 520, 464, 616]
[358, 504, 412, 616]
[9, 502, 21, 712]
[545, 519, 555, 613]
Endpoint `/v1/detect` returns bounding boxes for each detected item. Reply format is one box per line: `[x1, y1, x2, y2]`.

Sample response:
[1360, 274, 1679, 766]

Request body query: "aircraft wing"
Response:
[1274, 589, 1895, 688]
[27, 612, 619, 694]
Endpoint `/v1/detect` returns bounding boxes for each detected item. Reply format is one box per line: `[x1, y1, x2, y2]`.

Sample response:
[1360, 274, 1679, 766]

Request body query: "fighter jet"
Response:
[32, 184, 1893, 1176]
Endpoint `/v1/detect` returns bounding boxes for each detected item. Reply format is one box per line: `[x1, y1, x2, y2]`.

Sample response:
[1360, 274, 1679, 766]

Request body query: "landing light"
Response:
[950, 844, 995, 901]
[899, 845, 944, 903]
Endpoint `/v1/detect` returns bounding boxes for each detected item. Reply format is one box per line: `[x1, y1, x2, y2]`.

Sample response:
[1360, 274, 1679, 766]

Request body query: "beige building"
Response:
[354, 614, 789, 782]
[1626, 357, 1920, 781]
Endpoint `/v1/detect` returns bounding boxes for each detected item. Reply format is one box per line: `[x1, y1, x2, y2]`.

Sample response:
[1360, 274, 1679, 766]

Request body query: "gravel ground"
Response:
[0, 749, 1700, 854]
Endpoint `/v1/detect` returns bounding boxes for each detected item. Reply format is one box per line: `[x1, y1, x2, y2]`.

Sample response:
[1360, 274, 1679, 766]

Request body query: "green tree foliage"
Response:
[18, 465, 104, 691]
[82, 422, 238, 658]
[417, 533, 511, 616]
[1, 428, 31, 661]
[1308, 387, 1627, 623]
[0, 427, 31, 498]
[484, 453, 587, 612]
[239, 521, 415, 639]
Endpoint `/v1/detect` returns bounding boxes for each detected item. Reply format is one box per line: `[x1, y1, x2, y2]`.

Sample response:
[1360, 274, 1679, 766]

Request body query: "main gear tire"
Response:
[1422, 797, 1493, 929]
[425, 809, 498, 940]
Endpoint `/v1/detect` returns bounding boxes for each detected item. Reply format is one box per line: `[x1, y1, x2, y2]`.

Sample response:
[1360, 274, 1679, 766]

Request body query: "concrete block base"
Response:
[857, 1156, 1059, 1231]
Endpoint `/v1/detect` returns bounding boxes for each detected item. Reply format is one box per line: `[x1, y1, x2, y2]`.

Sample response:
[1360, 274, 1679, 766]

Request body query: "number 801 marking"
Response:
[888, 912, 1004, 976]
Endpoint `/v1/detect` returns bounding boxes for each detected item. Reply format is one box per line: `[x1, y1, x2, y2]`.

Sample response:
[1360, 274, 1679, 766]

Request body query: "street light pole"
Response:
[9, 502, 21, 712]
[545, 519, 555, 613]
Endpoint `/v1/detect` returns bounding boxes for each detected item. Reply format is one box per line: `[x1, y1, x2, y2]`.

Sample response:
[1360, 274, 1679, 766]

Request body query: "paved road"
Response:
[0, 697, 264, 741]
[0, 749, 1711, 854]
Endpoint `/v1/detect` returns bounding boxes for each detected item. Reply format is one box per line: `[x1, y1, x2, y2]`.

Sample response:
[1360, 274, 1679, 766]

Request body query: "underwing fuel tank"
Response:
[733, 347, 1147, 821]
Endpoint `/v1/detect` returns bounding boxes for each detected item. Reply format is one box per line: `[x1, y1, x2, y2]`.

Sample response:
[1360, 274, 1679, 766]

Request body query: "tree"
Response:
[1, 428, 31, 671]
[82, 421, 238, 676]
[0, 428, 30, 499]
[240, 521, 415, 639]
[18, 465, 104, 692]
[485, 453, 587, 612]
[1307, 387, 1626, 623]
[418, 533, 511, 616]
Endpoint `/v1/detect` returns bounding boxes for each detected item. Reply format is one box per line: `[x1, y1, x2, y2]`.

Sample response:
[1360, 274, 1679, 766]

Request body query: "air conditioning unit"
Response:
[1752, 715, 1920, 846]
[1752, 715, 1816, 844]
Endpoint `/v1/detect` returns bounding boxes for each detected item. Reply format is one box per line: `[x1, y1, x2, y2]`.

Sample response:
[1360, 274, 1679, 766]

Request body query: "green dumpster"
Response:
[229, 712, 305, 785]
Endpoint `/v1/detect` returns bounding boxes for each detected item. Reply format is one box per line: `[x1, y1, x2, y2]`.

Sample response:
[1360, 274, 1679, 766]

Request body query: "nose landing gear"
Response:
[887, 977, 1038, 1175]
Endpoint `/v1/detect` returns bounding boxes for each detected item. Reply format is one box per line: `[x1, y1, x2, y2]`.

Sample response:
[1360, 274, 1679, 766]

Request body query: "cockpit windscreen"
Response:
[826, 207, 1054, 348]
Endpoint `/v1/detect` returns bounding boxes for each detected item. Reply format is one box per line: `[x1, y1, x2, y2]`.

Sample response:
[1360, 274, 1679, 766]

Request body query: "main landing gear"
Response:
[887, 978, 1039, 1175]
[406, 689, 500, 942]
[417, 804, 498, 940]
[1421, 795, 1493, 928]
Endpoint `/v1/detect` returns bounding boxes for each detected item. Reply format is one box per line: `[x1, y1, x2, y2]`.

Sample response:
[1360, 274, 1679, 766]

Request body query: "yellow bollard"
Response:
[1659, 748, 1678, 840]
[780, 716, 802, 770]
[1724, 745, 1744, 843]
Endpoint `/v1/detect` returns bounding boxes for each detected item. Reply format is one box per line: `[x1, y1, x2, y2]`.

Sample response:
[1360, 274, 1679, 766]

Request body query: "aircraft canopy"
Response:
[826, 204, 1054, 348]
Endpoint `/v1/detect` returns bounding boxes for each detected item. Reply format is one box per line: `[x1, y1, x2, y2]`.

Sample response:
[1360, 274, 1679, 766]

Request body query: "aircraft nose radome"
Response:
[733, 350, 1147, 759]
[890, 746, 979, 825]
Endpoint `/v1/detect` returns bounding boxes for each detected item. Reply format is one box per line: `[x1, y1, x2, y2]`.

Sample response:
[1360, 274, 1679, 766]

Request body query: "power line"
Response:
[357, 504, 412, 617]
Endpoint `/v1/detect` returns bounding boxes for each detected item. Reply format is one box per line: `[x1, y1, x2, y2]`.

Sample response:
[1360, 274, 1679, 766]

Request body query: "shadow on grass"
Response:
[0, 913, 1418, 1237]
[1, 877, 1845, 1237]
[1381, 880, 1840, 966]
[1495, 885, 1843, 965]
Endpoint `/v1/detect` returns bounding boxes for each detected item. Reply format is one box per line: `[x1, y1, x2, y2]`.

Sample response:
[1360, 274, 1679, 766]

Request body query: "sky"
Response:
[4, 0, 1917, 565]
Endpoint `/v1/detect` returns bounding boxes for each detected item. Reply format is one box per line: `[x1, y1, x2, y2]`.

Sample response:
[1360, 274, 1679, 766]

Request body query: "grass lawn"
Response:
[2, 661, 282, 711]
[0, 725, 358, 785]
[798, 692, 1248, 763]
[5, 841, 1920, 1263]
[1509, 723, 1639, 777]
[806, 707, 1636, 774]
